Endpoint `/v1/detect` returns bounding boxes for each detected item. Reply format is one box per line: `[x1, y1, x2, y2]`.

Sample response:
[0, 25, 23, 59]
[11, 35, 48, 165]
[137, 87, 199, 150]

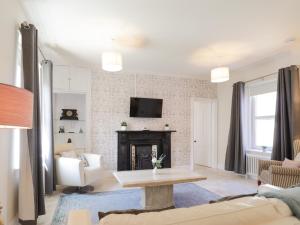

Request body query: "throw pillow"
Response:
[294, 153, 300, 161]
[282, 158, 300, 168]
[78, 154, 89, 167]
[98, 207, 175, 221]
[61, 150, 78, 158]
[257, 187, 300, 219]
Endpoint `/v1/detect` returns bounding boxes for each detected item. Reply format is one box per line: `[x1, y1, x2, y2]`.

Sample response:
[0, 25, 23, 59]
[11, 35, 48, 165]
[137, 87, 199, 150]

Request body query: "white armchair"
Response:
[55, 144, 102, 193]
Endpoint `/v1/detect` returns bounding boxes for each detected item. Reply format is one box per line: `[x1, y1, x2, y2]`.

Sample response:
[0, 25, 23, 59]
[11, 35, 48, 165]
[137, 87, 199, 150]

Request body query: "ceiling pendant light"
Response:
[211, 67, 230, 83]
[102, 51, 123, 72]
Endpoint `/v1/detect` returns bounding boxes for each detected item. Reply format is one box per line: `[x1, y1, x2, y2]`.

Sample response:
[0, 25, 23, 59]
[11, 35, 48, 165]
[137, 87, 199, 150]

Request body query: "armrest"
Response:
[258, 160, 282, 175]
[269, 165, 300, 176]
[82, 153, 102, 168]
[56, 157, 85, 186]
[68, 210, 91, 225]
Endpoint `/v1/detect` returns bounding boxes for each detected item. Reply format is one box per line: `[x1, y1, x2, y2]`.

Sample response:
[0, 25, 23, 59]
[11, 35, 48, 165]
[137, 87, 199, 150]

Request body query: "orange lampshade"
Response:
[0, 83, 33, 129]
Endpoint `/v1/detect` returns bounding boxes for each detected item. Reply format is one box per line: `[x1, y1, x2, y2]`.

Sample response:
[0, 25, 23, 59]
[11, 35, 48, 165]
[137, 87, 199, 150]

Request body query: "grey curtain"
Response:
[225, 82, 246, 174]
[20, 22, 45, 225]
[272, 65, 300, 160]
[40, 60, 55, 195]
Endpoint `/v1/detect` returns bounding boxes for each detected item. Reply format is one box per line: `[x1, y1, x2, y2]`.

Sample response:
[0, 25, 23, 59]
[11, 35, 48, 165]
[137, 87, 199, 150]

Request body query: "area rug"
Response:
[52, 183, 220, 225]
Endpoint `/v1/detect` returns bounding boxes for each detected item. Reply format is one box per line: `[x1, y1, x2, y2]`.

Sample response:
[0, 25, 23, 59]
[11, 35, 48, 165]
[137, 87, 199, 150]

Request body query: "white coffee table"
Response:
[113, 168, 207, 210]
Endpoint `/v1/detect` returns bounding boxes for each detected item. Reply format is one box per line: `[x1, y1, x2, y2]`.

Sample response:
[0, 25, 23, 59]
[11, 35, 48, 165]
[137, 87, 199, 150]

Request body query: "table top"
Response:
[113, 168, 207, 188]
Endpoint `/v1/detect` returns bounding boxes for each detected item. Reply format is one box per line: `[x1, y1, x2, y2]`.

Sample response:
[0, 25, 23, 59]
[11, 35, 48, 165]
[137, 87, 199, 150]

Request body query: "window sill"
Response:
[246, 149, 272, 158]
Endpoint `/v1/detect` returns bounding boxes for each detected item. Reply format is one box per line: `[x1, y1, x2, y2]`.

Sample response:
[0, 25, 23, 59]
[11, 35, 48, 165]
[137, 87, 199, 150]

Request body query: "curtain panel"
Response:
[225, 82, 246, 174]
[19, 22, 45, 225]
[40, 60, 56, 195]
[272, 65, 300, 160]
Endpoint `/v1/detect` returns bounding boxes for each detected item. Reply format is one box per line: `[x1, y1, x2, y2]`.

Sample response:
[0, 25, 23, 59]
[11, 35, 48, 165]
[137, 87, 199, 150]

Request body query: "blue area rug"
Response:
[52, 183, 220, 225]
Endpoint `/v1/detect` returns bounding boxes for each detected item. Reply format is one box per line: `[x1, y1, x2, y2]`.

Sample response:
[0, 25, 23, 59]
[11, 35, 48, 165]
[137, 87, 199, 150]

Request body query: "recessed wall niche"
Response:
[53, 93, 86, 150]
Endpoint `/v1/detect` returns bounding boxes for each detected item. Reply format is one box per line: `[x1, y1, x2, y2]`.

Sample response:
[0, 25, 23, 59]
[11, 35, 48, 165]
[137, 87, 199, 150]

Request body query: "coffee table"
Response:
[113, 168, 206, 210]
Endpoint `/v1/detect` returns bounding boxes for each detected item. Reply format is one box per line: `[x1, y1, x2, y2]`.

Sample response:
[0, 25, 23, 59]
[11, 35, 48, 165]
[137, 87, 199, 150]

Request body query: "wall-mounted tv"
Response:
[130, 97, 163, 118]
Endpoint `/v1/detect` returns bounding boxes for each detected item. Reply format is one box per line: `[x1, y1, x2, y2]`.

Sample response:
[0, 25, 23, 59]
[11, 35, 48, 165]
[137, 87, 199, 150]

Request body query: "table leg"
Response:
[141, 185, 174, 210]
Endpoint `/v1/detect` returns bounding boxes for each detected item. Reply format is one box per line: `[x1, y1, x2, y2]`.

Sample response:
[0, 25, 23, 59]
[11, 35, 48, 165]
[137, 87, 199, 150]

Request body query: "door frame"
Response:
[190, 97, 218, 169]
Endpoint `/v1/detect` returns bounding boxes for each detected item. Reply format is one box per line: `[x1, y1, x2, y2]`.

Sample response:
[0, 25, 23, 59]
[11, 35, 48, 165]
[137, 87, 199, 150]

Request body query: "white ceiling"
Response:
[21, 0, 300, 77]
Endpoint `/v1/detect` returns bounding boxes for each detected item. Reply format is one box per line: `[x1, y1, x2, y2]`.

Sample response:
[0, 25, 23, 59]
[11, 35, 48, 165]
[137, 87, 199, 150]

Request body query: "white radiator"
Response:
[246, 152, 271, 179]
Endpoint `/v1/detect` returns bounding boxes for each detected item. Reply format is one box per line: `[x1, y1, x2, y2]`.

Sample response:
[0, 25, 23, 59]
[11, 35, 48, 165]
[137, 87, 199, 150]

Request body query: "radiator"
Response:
[246, 152, 271, 178]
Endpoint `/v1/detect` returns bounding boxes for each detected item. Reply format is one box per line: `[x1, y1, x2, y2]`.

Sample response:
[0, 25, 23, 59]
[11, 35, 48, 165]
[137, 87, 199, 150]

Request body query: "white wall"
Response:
[217, 45, 300, 169]
[0, 0, 27, 224]
[91, 72, 217, 169]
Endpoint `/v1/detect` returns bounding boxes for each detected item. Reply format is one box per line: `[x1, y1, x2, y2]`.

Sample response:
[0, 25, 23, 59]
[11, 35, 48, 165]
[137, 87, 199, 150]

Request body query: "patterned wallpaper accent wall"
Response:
[91, 72, 217, 169]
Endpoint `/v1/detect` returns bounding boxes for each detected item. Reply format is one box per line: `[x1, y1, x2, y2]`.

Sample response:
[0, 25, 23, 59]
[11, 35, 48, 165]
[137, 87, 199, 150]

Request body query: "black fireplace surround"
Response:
[116, 130, 176, 171]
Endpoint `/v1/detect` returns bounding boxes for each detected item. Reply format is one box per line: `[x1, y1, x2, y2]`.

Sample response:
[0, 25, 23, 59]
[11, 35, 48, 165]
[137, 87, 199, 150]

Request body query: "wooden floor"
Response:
[37, 166, 257, 225]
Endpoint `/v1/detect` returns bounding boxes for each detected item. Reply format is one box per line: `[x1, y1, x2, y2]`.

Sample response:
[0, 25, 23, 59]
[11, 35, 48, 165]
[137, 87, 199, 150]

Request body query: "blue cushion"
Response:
[257, 187, 300, 219]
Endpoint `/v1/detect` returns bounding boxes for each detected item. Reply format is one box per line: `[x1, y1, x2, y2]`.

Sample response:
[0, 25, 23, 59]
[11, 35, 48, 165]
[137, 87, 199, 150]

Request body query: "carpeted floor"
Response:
[52, 183, 220, 225]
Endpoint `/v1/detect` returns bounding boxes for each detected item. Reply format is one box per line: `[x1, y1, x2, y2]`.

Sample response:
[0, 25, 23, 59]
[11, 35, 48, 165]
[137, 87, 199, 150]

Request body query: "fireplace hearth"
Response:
[131, 144, 157, 170]
[116, 130, 175, 171]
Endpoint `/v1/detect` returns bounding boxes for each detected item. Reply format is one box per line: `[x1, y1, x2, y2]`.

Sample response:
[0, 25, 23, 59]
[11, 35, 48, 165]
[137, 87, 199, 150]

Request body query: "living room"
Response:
[1, 0, 300, 225]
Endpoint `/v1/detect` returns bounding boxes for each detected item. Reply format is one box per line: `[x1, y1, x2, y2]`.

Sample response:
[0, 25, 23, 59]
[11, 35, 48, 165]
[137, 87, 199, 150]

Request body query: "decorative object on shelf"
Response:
[120, 121, 127, 131]
[152, 154, 166, 174]
[164, 124, 170, 130]
[59, 126, 65, 133]
[0, 83, 33, 129]
[67, 138, 72, 143]
[79, 128, 84, 133]
[60, 109, 78, 120]
[211, 67, 230, 83]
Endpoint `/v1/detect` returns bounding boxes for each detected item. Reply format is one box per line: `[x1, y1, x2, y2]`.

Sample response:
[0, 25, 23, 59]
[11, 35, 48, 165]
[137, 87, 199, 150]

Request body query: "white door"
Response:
[192, 99, 217, 167]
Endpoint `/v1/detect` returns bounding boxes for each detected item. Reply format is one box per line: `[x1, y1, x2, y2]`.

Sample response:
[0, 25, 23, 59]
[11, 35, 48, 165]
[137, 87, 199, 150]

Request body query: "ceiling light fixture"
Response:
[102, 51, 123, 72]
[211, 67, 230, 83]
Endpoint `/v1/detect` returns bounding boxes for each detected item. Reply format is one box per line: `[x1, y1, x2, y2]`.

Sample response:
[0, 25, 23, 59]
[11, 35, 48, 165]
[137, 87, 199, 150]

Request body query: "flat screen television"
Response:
[130, 97, 163, 118]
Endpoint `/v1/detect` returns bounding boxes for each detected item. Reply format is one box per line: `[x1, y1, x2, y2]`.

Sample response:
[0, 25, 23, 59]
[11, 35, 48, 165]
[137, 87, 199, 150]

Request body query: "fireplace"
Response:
[116, 130, 175, 171]
[131, 144, 157, 170]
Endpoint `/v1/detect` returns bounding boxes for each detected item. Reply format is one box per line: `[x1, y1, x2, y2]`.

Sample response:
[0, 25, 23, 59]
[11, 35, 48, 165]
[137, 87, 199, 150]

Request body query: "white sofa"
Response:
[68, 196, 299, 225]
[55, 144, 102, 190]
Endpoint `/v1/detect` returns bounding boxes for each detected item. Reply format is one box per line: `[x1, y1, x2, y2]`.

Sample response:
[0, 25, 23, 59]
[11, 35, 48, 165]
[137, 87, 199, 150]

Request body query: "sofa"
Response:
[258, 140, 300, 188]
[67, 196, 299, 225]
[55, 143, 102, 192]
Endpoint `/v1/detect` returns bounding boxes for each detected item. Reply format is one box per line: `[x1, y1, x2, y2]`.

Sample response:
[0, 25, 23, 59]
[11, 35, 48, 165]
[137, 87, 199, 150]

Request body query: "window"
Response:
[251, 92, 276, 151]
[247, 79, 277, 152]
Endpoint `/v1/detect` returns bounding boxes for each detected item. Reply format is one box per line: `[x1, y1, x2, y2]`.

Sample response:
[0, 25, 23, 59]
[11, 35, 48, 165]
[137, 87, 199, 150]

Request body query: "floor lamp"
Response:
[0, 83, 33, 225]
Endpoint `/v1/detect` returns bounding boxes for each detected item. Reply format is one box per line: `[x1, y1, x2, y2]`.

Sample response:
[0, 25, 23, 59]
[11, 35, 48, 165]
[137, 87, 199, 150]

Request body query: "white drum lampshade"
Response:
[102, 51, 123, 72]
[211, 67, 230, 83]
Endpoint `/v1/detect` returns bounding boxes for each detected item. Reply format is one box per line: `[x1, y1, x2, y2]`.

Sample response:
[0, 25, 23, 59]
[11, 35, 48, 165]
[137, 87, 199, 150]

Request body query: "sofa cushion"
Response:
[258, 187, 300, 219]
[55, 143, 76, 154]
[99, 197, 296, 225]
[61, 150, 78, 158]
[282, 158, 300, 168]
[60, 150, 89, 167]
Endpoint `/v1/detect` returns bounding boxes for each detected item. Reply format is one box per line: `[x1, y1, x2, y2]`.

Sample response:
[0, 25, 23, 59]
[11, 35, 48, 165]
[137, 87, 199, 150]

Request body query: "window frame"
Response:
[246, 77, 277, 153]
